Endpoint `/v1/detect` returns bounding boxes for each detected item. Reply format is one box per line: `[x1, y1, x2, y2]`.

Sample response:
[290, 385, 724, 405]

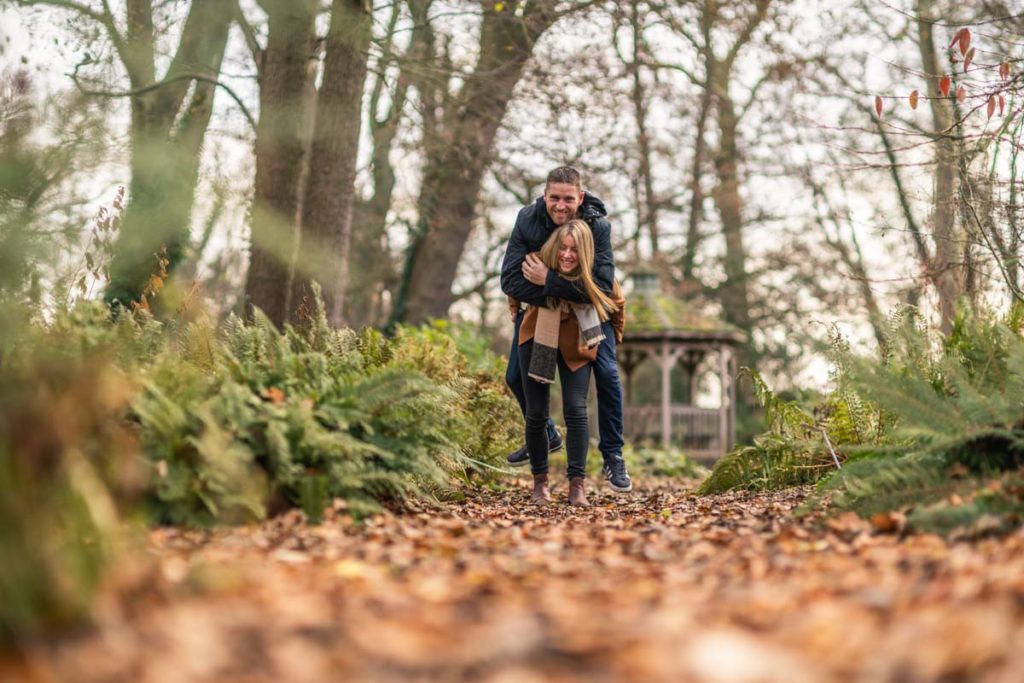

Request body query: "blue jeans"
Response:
[505, 310, 625, 461]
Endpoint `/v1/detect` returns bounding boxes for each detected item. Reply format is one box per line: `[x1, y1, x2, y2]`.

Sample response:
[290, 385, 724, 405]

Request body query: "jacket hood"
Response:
[579, 193, 607, 221]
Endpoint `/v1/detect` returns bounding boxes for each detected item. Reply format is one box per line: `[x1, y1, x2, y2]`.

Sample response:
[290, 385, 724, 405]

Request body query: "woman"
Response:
[516, 219, 622, 506]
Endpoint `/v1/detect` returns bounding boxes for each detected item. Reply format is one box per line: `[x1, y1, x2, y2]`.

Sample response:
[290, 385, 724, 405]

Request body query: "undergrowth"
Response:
[701, 306, 1024, 537]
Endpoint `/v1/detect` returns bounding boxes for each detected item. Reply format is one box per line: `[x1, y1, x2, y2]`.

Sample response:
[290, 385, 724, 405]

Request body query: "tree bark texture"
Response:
[243, 0, 318, 326]
[710, 70, 752, 340]
[681, 10, 714, 283]
[289, 0, 373, 327]
[629, 2, 659, 256]
[915, 0, 962, 335]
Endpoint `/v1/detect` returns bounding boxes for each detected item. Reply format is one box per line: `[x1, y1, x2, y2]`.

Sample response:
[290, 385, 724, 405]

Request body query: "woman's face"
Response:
[558, 233, 579, 274]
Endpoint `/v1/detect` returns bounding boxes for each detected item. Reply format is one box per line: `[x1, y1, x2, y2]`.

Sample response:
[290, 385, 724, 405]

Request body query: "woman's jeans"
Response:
[518, 340, 591, 478]
[506, 309, 624, 460]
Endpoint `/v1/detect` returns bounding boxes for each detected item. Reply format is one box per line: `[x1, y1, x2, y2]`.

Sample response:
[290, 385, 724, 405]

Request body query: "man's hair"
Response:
[545, 166, 582, 190]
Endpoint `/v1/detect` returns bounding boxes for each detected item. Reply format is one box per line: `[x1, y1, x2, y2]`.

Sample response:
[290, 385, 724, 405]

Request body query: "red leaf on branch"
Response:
[987, 96, 996, 119]
[909, 90, 919, 110]
[964, 48, 975, 72]
[939, 75, 951, 97]
[958, 28, 971, 56]
[875, 95, 883, 117]
[949, 28, 964, 50]
[1000, 62, 1011, 81]
[999, 94, 1006, 115]
[956, 85, 966, 102]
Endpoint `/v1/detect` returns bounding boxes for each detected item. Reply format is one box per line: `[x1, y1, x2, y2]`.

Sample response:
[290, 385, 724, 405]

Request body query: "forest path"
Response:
[22, 479, 1024, 683]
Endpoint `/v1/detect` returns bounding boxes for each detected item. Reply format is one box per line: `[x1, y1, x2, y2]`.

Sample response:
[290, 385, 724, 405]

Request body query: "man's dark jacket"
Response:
[500, 193, 614, 307]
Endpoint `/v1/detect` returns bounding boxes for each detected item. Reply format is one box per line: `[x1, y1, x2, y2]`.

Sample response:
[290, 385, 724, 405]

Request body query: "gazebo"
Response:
[617, 272, 745, 461]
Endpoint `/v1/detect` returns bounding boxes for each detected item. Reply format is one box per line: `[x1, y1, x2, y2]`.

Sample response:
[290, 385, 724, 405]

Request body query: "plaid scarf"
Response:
[573, 303, 605, 348]
[527, 303, 561, 384]
[527, 302, 606, 384]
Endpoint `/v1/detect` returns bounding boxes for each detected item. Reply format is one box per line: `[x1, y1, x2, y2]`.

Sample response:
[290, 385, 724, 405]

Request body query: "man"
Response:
[499, 166, 632, 493]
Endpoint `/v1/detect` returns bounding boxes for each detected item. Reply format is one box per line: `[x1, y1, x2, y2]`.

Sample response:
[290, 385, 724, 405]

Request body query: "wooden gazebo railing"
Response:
[623, 405, 724, 461]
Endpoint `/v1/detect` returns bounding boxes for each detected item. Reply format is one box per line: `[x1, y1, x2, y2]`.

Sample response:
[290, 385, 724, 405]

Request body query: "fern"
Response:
[797, 306, 1024, 535]
[806, 454, 955, 516]
[703, 304, 1024, 539]
[699, 368, 864, 494]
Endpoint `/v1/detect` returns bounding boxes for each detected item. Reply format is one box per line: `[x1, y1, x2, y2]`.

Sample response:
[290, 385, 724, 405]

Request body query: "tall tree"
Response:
[391, 0, 562, 325]
[346, 0, 433, 329]
[914, 0, 963, 334]
[18, 0, 238, 308]
[242, 0, 319, 326]
[288, 0, 373, 326]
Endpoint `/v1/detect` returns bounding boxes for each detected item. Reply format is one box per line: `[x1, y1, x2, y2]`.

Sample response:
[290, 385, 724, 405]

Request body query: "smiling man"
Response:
[499, 166, 632, 493]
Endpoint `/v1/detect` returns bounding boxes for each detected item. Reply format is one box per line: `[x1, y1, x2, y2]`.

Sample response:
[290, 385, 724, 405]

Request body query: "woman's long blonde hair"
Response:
[539, 219, 619, 321]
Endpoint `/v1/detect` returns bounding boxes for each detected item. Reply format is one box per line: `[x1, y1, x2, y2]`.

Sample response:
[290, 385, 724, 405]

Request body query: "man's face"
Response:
[544, 182, 583, 226]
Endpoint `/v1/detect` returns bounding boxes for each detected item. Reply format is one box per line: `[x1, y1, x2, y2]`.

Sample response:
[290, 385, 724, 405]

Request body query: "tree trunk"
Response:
[243, 0, 318, 326]
[105, 0, 234, 308]
[711, 71, 752, 339]
[915, 0, 962, 334]
[681, 29, 714, 283]
[289, 0, 373, 326]
[629, 2, 659, 255]
[393, 3, 556, 325]
[345, 0, 431, 328]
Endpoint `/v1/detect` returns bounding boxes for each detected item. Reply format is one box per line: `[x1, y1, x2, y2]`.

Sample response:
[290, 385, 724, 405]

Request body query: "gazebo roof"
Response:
[622, 272, 745, 345]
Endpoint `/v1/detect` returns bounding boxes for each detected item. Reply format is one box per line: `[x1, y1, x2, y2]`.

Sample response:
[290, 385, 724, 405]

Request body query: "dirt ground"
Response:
[7, 477, 1024, 682]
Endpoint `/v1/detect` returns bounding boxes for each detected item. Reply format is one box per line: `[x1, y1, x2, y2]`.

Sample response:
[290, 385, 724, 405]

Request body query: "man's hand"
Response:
[522, 253, 549, 286]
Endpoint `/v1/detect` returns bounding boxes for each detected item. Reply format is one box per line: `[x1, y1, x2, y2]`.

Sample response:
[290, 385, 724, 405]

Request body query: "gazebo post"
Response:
[660, 341, 672, 451]
[729, 350, 738, 451]
[718, 347, 729, 455]
[652, 342, 684, 451]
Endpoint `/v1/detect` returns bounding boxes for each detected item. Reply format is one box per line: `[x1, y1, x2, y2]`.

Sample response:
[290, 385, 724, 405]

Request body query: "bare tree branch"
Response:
[69, 61, 257, 129]
[17, 0, 128, 63]
[234, 0, 264, 69]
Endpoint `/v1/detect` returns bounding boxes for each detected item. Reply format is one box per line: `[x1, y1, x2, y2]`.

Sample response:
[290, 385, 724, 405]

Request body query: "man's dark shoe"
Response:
[602, 457, 633, 493]
[547, 432, 563, 454]
[507, 444, 530, 467]
[507, 434, 563, 467]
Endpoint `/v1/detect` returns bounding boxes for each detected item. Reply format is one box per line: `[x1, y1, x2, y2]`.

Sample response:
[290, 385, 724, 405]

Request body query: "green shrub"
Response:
[134, 297, 519, 525]
[701, 304, 1024, 536]
[0, 307, 141, 646]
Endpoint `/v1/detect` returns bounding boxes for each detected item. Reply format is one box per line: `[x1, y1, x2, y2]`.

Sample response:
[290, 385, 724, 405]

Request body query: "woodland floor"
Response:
[8, 477, 1024, 683]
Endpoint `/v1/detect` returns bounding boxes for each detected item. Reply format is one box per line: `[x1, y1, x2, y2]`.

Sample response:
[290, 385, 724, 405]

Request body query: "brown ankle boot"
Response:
[531, 473, 552, 504]
[568, 477, 589, 507]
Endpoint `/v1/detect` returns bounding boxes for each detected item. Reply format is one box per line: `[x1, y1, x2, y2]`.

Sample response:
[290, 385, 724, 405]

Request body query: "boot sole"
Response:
[606, 480, 633, 493]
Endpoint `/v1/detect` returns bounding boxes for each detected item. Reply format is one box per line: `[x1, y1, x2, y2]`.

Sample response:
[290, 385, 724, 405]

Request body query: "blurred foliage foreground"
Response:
[702, 306, 1024, 539]
[0, 293, 519, 646]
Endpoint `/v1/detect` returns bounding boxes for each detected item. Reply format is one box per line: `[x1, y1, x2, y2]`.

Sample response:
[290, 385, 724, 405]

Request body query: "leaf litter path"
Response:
[23, 479, 1024, 682]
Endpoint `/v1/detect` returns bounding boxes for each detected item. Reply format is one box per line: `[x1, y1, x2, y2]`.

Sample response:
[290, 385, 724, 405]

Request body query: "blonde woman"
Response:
[515, 219, 624, 506]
